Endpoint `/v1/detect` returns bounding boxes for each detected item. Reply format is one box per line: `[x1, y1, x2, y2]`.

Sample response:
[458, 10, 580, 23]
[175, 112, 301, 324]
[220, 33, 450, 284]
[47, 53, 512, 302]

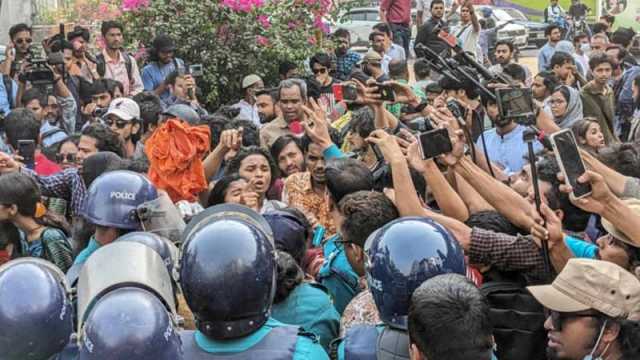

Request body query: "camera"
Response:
[19, 48, 64, 87]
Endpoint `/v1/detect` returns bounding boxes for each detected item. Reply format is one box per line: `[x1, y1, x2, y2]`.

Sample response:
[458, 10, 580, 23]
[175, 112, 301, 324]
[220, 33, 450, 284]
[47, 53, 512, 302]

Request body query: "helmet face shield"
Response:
[137, 192, 186, 244]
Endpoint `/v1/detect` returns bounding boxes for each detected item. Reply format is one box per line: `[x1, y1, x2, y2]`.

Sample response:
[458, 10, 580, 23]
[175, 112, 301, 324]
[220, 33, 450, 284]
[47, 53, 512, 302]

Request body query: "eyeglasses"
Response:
[56, 153, 77, 164]
[103, 118, 129, 129]
[312, 67, 327, 74]
[15, 38, 32, 45]
[545, 309, 597, 331]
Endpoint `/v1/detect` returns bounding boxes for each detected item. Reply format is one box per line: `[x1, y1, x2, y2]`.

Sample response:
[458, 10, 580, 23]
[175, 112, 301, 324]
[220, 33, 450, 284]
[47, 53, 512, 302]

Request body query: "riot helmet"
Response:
[180, 205, 276, 339]
[365, 217, 466, 330]
[0, 258, 73, 360]
[81, 170, 158, 230]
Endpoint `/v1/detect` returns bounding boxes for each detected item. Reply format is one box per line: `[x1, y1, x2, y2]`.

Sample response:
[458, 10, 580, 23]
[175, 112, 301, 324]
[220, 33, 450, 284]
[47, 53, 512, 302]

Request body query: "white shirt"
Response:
[232, 99, 261, 128]
[380, 43, 406, 74]
[451, 22, 479, 59]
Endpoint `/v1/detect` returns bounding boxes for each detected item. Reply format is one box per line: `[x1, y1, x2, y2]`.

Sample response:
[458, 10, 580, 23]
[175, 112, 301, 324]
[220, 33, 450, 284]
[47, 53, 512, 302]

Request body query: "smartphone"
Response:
[496, 87, 534, 119]
[550, 129, 592, 199]
[332, 84, 358, 102]
[418, 128, 453, 159]
[375, 83, 396, 102]
[18, 140, 36, 169]
[189, 64, 204, 77]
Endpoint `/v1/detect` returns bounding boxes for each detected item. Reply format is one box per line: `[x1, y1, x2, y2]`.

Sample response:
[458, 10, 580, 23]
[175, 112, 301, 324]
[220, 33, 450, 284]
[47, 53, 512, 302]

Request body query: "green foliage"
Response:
[122, 0, 345, 109]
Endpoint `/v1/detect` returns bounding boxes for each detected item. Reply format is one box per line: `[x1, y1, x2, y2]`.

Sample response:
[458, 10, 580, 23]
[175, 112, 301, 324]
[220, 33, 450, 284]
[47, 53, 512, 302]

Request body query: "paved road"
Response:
[519, 47, 540, 76]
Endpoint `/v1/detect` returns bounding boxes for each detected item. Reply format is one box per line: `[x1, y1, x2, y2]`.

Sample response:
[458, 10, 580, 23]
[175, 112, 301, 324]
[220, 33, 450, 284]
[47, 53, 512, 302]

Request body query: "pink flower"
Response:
[98, 3, 110, 13]
[288, 21, 298, 30]
[256, 35, 269, 46]
[304, 0, 317, 5]
[313, 15, 330, 34]
[257, 15, 271, 29]
[308, 36, 317, 45]
[221, 0, 265, 12]
[122, 0, 150, 12]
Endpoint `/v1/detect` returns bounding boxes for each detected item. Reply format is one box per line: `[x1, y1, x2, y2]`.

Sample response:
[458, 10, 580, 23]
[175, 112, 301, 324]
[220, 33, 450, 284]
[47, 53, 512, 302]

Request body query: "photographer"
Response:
[163, 70, 208, 120]
[67, 25, 99, 82]
[0, 23, 33, 79]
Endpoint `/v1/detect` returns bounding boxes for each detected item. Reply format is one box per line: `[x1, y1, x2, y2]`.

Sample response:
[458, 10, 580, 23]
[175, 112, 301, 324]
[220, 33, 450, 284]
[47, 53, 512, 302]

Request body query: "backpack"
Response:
[480, 271, 548, 360]
[2, 74, 14, 110]
[95, 52, 133, 82]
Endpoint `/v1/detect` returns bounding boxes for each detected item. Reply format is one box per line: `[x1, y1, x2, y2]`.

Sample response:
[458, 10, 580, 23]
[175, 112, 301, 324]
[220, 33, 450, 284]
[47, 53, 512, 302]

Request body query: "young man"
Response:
[451, 1, 480, 60]
[379, 0, 412, 55]
[67, 26, 99, 82]
[360, 49, 389, 83]
[415, 0, 448, 57]
[260, 79, 307, 147]
[96, 21, 143, 96]
[278, 60, 299, 80]
[539, 24, 563, 72]
[372, 23, 406, 74]
[550, 51, 577, 87]
[77, 123, 125, 164]
[308, 53, 337, 111]
[573, 33, 590, 73]
[232, 74, 263, 127]
[528, 259, 640, 360]
[607, 44, 640, 138]
[103, 98, 141, 159]
[581, 53, 617, 144]
[141, 34, 185, 101]
[489, 40, 532, 86]
[332, 28, 362, 81]
[282, 137, 336, 236]
[476, 92, 543, 176]
[255, 88, 279, 124]
[409, 274, 495, 360]
[567, 0, 589, 20]
[3, 109, 61, 175]
[1, 23, 32, 78]
[163, 70, 208, 119]
[544, 0, 565, 23]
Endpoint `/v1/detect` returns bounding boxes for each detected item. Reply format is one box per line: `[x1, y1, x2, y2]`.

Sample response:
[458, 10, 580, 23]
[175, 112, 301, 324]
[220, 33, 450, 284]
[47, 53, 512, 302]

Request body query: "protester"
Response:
[232, 74, 264, 127]
[580, 53, 618, 144]
[142, 34, 184, 101]
[379, 0, 411, 55]
[260, 79, 307, 147]
[54, 135, 80, 170]
[451, 1, 481, 60]
[539, 24, 563, 72]
[549, 85, 583, 128]
[96, 21, 143, 96]
[332, 29, 361, 81]
[414, 0, 448, 57]
[270, 135, 305, 178]
[571, 118, 606, 153]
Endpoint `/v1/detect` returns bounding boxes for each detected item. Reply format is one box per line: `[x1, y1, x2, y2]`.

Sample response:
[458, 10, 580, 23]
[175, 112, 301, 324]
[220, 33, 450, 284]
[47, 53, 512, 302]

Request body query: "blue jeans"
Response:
[390, 23, 411, 57]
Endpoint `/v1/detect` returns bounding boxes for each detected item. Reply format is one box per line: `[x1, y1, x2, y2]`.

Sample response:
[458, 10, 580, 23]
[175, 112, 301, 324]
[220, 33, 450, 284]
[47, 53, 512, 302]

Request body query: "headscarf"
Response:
[554, 85, 583, 129]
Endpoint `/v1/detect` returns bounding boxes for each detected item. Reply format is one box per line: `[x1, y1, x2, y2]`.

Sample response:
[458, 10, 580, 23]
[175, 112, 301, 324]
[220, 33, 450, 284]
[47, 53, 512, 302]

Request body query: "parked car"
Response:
[501, 8, 548, 48]
[448, 6, 529, 49]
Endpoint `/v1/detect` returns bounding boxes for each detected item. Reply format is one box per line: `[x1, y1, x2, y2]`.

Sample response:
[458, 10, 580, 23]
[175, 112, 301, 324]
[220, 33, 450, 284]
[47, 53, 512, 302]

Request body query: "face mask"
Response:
[580, 43, 591, 53]
[583, 320, 610, 360]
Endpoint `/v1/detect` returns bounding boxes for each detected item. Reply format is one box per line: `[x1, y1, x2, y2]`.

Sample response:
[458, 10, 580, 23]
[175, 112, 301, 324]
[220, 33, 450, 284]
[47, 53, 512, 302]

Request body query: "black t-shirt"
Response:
[415, 17, 449, 56]
[568, 4, 588, 18]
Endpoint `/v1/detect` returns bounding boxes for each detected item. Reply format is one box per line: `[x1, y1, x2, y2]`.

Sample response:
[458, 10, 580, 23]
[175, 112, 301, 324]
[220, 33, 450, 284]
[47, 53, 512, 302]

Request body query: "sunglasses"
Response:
[15, 38, 32, 45]
[104, 118, 129, 129]
[545, 309, 597, 331]
[56, 153, 77, 164]
[312, 67, 327, 74]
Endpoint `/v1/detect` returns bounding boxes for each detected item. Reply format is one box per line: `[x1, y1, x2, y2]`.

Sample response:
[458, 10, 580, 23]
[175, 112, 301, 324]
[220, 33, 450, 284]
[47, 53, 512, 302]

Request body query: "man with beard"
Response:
[528, 259, 640, 360]
[1, 24, 33, 79]
[475, 91, 543, 176]
[102, 97, 141, 159]
[333, 29, 361, 81]
[282, 135, 336, 236]
[415, 0, 448, 58]
[142, 34, 185, 102]
[489, 40, 532, 86]
[538, 24, 562, 72]
[95, 21, 144, 96]
[67, 26, 100, 82]
[255, 88, 279, 124]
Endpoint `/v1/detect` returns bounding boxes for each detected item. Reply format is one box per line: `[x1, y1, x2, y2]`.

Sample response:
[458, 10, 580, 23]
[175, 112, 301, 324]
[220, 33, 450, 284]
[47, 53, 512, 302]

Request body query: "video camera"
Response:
[415, 29, 535, 125]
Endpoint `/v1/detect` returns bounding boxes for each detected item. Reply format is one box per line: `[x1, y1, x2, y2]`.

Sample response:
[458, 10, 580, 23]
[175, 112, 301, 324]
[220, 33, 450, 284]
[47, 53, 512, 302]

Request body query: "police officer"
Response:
[179, 205, 329, 359]
[77, 287, 183, 359]
[333, 217, 467, 359]
[72, 170, 159, 268]
[0, 258, 73, 360]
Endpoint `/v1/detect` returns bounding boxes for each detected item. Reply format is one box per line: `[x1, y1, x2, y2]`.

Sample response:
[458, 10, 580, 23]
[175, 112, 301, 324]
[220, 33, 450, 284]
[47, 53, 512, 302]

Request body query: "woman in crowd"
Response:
[627, 75, 640, 142]
[54, 135, 81, 170]
[271, 250, 340, 352]
[206, 173, 250, 207]
[225, 146, 286, 213]
[571, 118, 606, 153]
[0, 173, 73, 272]
[548, 85, 583, 128]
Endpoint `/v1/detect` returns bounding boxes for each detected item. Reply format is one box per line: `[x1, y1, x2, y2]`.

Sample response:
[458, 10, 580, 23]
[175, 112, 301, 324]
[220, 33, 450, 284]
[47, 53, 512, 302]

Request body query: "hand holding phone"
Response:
[375, 83, 396, 102]
[418, 128, 453, 159]
[550, 129, 592, 199]
[332, 84, 358, 102]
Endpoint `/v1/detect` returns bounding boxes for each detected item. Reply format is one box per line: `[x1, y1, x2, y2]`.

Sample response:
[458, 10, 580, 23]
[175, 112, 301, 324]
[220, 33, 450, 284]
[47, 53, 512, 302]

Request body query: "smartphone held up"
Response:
[418, 128, 453, 160]
[550, 129, 592, 199]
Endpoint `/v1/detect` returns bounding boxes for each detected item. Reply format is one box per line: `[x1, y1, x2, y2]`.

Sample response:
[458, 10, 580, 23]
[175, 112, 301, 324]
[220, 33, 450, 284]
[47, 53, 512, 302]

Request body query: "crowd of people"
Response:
[0, 0, 640, 358]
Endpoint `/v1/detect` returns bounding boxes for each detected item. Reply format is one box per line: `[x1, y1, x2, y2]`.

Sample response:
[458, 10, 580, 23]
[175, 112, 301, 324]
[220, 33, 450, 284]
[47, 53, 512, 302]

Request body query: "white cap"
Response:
[105, 98, 141, 121]
[242, 74, 262, 89]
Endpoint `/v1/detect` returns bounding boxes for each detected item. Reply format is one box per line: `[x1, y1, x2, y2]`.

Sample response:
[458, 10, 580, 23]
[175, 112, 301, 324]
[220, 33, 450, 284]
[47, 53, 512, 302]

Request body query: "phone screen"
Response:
[419, 128, 452, 159]
[18, 140, 36, 169]
[496, 88, 534, 119]
[376, 84, 395, 102]
[551, 130, 592, 198]
[343, 85, 358, 101]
